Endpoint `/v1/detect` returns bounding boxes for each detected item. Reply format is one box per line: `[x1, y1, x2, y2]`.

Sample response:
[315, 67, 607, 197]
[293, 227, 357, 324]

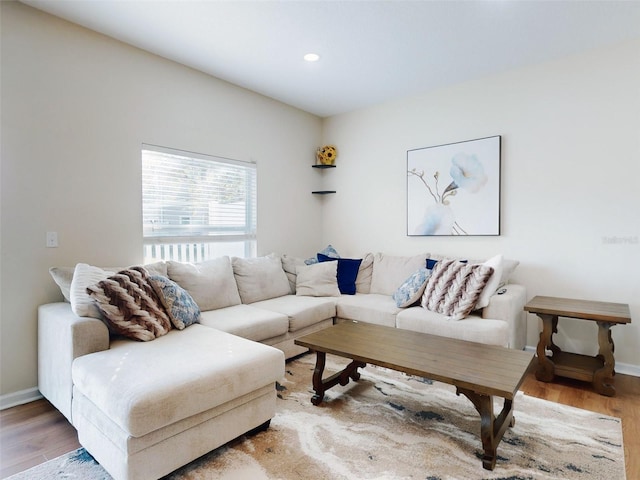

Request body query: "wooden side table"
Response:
[524, 296, 631, 396]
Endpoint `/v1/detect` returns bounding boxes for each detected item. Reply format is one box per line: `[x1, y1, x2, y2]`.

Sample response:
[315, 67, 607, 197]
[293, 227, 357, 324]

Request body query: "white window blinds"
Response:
[142, 144, 256, 262]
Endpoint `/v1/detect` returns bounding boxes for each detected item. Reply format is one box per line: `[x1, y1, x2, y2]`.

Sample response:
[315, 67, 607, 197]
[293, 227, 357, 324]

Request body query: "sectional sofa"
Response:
[39, 250, 525, 480]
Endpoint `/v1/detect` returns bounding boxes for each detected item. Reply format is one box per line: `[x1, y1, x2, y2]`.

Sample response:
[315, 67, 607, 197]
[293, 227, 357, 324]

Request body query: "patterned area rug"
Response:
[10, 354, 625, 480]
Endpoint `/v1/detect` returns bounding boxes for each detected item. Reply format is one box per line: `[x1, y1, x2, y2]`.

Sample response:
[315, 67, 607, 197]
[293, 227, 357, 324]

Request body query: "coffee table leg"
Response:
[310, 351, 366, 406]
[457, 388, 515, 471]
[311, 351, 327, 405]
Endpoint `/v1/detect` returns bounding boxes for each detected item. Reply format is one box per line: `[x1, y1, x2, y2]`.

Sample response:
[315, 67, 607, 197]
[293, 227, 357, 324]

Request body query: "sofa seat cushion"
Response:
[395, 307, 509, 347]
[71, 324, 284, 437]
[250, 295, 336, 332]
[336, 293, 401, 328]
[199, 305, 289, 342]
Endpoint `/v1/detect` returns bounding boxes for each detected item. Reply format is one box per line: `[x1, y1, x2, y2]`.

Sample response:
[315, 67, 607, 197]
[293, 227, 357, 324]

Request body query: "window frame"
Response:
[141, 144, 257, 262]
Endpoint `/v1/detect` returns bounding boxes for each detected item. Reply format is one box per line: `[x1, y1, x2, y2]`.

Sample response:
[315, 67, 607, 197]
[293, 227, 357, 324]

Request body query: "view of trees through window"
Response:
[142, 145, 256, 262]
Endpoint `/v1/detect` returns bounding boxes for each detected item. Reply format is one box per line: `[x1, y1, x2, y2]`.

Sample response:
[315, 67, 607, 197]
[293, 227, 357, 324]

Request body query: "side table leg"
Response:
[535, 314, 558, 382]
[593, 322, 616, 397]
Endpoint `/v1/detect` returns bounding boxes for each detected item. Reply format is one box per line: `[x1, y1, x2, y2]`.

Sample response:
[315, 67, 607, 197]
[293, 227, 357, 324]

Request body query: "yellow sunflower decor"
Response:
[316, 145, 337, 165]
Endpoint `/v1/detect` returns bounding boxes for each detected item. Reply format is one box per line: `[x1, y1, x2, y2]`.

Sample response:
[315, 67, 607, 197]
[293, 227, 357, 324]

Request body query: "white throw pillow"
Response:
[70, 264, 116, 318]
[232, 254, 290, 304]
[499, 258, 519, 287]
[475, 254, 504, 309]
[370, 252, 429, 295]
[295, 262, 341, 297]
[167, 257, 241, 311]
[49, 266, 75, 302]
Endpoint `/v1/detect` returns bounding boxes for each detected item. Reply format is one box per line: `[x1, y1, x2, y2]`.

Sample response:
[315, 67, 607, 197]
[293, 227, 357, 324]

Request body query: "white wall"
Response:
[322, 39, 640, 371]
[2, 2, 639, 403]
[0, 2, 323, 397]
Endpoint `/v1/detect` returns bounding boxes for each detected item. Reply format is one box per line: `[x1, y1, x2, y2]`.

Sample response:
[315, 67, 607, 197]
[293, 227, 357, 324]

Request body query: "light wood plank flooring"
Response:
[1, 363, 638, 479]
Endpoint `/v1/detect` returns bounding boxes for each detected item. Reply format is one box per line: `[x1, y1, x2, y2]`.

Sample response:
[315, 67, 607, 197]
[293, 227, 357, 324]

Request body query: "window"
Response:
[142, 144, 256, 263]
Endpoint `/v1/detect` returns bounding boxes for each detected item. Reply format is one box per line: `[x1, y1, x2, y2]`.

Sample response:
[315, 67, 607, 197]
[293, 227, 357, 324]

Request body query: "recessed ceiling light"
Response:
[304, 53, 320, 62]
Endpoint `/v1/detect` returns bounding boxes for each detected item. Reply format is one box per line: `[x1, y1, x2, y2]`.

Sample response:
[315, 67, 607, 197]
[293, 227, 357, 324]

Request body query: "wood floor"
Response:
[1, 362, 638, 479]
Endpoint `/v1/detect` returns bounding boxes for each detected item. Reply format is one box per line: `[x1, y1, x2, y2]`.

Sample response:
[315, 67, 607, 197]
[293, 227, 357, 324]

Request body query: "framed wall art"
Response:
[407, 135, 501, 236]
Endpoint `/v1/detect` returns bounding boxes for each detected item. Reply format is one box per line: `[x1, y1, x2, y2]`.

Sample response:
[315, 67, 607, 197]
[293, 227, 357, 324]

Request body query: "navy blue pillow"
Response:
[317, 253, 362, 295]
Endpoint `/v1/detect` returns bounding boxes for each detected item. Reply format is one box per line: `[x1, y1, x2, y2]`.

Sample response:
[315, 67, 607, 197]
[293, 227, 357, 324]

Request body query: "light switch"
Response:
[46, 231, 58, 248]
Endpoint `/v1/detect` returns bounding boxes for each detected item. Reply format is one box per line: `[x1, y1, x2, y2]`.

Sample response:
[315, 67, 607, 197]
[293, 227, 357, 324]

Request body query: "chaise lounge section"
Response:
[71, 326, 282, 480]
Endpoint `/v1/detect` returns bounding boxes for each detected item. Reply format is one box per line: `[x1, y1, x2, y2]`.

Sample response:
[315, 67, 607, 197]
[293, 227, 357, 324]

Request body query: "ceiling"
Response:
[21, 0, 640, 118]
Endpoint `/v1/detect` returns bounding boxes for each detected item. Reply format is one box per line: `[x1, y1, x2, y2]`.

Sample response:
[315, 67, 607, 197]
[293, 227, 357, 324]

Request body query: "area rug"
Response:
[10, 354, 625, 480]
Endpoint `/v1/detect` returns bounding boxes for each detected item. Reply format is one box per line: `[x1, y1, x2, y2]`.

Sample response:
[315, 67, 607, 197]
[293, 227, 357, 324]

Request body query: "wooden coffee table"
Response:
[295, 322, 534, 471]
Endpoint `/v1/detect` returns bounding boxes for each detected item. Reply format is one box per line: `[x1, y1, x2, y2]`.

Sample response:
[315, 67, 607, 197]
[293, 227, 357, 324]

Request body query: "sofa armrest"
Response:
[38, 302, 110, 423]
[481, 284, 527, 350]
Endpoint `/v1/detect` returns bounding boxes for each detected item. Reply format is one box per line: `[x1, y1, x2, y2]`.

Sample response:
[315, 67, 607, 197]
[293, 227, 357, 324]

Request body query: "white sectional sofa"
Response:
[39, 250, 526, 480]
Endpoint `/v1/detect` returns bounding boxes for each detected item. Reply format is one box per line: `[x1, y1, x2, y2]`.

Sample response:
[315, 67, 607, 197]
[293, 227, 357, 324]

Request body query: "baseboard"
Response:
[524, 345, 640, 377]
[0, 387, 43, 410]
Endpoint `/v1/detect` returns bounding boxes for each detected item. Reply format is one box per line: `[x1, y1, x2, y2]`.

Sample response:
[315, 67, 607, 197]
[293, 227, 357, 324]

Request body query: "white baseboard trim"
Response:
[0, 387, 43, 410]
[524, 345, 640, 377]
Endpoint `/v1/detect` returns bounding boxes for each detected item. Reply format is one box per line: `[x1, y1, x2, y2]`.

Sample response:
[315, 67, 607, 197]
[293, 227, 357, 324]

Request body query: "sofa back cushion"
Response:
[369, 253, 429, 295]
[167, 257, 241, 311]
[281, 254, 305, 294]
[421, 259, 493, 321]
[232, 255, 291, 304]
[355, 253, 374, 294]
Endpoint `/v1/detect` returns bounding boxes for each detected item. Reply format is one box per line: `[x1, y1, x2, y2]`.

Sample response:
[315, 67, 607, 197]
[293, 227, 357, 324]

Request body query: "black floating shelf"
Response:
[312, 164, 336, 169]
[312, 190, 337, 195]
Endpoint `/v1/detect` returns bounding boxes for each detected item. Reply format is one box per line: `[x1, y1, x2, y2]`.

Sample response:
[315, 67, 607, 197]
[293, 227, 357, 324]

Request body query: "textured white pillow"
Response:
[370, 253, 429, 295]
[70, 264, 116, 318]
[167, 257, 241, 311]
[475, 254, 504, 309]
[232, 254, 290, 304]
[295, 262, 341, 297]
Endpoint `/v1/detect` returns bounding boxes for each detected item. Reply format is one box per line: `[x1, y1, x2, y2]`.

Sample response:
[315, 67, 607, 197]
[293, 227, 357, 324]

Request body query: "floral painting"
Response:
[407, 136, 500, 236]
